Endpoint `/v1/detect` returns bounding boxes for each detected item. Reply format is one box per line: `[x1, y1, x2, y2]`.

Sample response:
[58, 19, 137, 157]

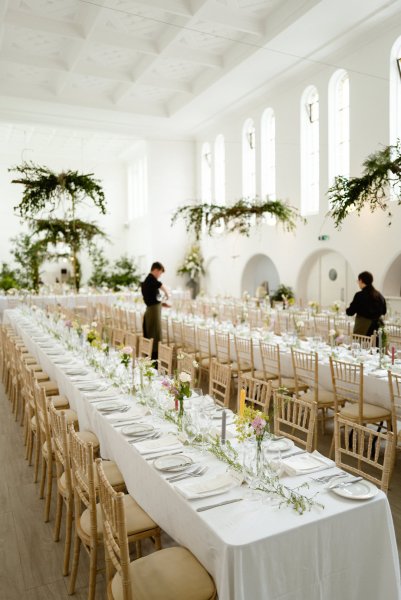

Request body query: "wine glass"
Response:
[182, 411, 198, 450]
[197, 408, 212, 454]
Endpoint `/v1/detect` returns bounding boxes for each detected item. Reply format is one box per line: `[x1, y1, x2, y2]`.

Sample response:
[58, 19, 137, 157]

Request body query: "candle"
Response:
[392, 346, 395, 365]
[239, 388, 246, 416]
[221, 410, 226, 445]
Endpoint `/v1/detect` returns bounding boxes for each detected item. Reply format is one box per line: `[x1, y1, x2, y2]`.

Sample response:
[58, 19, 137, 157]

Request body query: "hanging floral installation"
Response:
[328, 140, 401, 228]
[10, 162, 107, 291]
[171, 198, 305, 240]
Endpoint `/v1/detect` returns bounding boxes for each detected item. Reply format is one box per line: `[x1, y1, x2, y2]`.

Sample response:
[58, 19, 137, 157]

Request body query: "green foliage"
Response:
[10, 162, 106, 218]
[328, 141, 401, 228]
[171, 198, 305, 240]
[32, 218, 106, 249]
[10, 233, 48, 292]
[0, 263, 20, 291]
[107, 255, 141, 290]
[271, 284, 295, 302]
[176, 244, 205, 280]
[88, 247, 141, 290]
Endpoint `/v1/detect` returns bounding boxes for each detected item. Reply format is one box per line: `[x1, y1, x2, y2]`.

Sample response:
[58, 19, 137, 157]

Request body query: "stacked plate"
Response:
[96, 400, 128, 413]
[153, 454, 193, 473]
[121, 423, 155, 439]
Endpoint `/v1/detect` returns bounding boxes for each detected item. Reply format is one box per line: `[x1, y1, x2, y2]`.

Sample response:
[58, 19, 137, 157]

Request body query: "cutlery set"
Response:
[166, 465, 208, 482]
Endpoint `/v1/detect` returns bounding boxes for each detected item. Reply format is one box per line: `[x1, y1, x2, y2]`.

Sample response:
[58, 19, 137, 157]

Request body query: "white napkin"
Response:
[134, 435, 182, 455]
[280, 450, 334, 476]
[175, 473, 236, 500]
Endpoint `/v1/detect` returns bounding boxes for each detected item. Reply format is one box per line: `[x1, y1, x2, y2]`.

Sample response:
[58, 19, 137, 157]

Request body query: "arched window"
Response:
[127, 156, 148, 221]
[261, 108, 276, 201]
[214, 134, 225, 204]
[201, 142, 212, 203]
[390, 36, 401, 145]
[329, 70, 349, 184]
[242, 118, 256, 199]
[301, 86, 319, 215]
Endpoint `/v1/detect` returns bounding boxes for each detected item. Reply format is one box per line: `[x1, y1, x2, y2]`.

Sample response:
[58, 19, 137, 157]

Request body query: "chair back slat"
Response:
[273, 392, 317, 452]
[209, 359, 231, 407]
[237, 375, 271, 414]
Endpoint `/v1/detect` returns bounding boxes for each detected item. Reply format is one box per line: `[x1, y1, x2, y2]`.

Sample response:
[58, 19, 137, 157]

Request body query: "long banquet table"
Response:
[5, 308, 401, 600]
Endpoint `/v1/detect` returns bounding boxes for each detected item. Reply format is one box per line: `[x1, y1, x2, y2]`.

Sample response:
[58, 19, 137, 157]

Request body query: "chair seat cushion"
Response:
[111, 547, 216, 600]
[230, 361, 252, 373]
[76, 430, 100, 449]
[80, 494, 157, 539]
[51, 395, 70, 410]
[92, 460, 124, 489]
[39, 380, 59, 396]
[271, 377, 298, 391]
[33, 371, 50, 382]
[340, 402, 391, 421]
[301, 388, 335, 407]
[63, 409, 79, 426]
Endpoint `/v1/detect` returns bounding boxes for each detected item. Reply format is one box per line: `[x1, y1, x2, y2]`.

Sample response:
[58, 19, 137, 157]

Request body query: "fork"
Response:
[168, 466, 208, 482]
[311, 471, 347, 484]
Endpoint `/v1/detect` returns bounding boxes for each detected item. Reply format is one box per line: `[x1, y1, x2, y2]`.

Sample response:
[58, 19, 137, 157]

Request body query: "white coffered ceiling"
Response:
[0, 0, 400, 147]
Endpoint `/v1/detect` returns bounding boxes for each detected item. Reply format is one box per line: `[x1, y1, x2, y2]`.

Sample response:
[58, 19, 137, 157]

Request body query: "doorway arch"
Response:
[241, 254, 280, 296]
[383, 253, 401, 296]
[296, 249, 355, 306]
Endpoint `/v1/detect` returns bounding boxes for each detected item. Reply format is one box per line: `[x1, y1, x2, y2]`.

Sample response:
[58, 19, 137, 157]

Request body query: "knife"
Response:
[196, 498, 243, 512]
[329, 477, 363, 489]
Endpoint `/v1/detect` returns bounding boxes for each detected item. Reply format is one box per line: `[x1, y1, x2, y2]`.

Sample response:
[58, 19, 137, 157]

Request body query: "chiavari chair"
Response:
[351, 333, 376, 350]
[138, 336, 154, 359]
[237, 375, 272, 415]
[182, 322, 197, 355]
[157, 342, 174, 376]
[96, 458, 216, 600]
[273, 391, 318, 453]
[177, 351, 198, 385]
[209, 359, 231, 408]
[112, 327, 126, 348]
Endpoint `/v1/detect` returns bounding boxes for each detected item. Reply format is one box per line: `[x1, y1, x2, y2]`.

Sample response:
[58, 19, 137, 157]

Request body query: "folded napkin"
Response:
[280, 450, 334, 477]
[175, 473, 236, 500]
[134, 435, 182, 455]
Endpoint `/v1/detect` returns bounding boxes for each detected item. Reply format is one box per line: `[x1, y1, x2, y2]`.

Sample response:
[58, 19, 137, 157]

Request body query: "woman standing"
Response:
[141, 261, 170, 360]
[346, 271, 386, 336]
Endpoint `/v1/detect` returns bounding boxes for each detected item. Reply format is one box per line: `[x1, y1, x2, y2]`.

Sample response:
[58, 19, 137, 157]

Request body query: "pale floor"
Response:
[0, 382, 400, 600]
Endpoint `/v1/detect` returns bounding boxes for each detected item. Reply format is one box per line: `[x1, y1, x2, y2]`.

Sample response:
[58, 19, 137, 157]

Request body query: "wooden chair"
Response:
[161, 315, 170, 345]
[291, 348, 336, 442]
[329, 358, 392, 429]
[214, 331, 231, 365]
[182, 323, 197, 355]
[112, 328, 126, 348]
[196, 326, 215, 384]
[387, 371, 401, 464]
[386, 324, 401, 351]
[138, 336, 154, 359]
[177, 351, 199, 385]
[351, 333, 376, 350]
[259, 341, 304, 393]
[157, 342, 174, 376]
[273, 391, 318, 452]
[334, 415, 395, 493]
[96, 458, 216, 600]
[69, 427, 127, 600]
[233, 336, 257, 378]
[171, 320, 184, 351]
[237, 375, 272, 415]
[208, 359, 231, 408]
[313, 315, 330, 342]
[124, 332, 138, 359]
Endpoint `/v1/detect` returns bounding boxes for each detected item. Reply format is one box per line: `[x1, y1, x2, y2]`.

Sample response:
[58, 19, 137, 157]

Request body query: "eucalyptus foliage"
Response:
[10, 162, 106, 218]
[171, 198, 305, 240]
[328, 141, 401, 228]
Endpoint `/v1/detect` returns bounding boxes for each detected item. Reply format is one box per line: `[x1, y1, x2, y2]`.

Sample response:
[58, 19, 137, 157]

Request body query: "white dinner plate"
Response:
[330, 479, 378, 500]
[264, 438, 294, 453]
[121, 423, 154, 437]
[154, 454, 193, 472]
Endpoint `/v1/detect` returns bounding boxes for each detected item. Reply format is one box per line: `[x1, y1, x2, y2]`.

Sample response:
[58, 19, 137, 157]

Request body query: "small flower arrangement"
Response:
[120, 345, 133, 367]
[295, 320, 304, 336]
[331, 301, 342, 314]
[137, 356, 156, 383]
[162, 371, 192, 417]
[177, 244, 205, 281]
[86, 322, 99, 345]
[235, 405, 269, 445]
[308, 300, 320, 314]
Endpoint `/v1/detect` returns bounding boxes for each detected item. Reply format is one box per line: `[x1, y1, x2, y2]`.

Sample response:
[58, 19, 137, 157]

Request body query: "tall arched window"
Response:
[261, 108, 276, 199]
[390, 36, 401, 145]
[329, 70, 349, 184]
[201, 142, 212, 203]
[242, 118, 256, 199]
[301, 86, 319, 215]
[214, 134, 225, 204]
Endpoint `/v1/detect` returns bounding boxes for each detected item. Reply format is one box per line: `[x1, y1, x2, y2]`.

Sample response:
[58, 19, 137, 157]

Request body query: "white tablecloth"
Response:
[5, 308, 401, 600]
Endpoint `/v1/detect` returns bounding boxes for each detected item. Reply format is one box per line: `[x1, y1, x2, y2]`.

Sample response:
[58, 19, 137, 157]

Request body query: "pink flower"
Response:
[251, 416, 266, 436]
[121, 346, 133, 355]
[65, 319, 72, 328]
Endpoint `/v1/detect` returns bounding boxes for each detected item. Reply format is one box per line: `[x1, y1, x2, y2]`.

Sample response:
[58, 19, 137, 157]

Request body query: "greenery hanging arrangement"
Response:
[328, 140, 401, 228]
[10, 162, 107, 291]
[171, 198, 305, 240]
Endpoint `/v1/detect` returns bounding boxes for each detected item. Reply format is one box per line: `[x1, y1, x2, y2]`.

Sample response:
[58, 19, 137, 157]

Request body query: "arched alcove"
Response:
[383, 253, 401, 296]
[241, 254, 280, 296]
[296, 249, 355, 306]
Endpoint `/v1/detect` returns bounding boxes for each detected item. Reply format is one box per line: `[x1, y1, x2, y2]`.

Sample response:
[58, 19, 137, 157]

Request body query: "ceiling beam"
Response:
[5, 9, 84, 39]
[197, 3, 263, 37]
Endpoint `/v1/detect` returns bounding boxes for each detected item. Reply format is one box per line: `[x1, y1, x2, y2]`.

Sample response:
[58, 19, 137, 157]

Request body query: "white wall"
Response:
[191, 14, 401, 304]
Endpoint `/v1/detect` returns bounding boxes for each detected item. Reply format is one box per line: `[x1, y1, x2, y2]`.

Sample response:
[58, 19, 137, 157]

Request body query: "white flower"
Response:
[179, 371, 191, 383]
[296, 320, 304, 328]
[91, 321, 97, 328]
[329, 329, 336, 337]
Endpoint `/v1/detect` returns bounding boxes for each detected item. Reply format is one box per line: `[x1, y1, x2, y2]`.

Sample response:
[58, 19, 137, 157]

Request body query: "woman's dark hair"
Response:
[151, 261, 165, 272]
[358, 271, 373, 287]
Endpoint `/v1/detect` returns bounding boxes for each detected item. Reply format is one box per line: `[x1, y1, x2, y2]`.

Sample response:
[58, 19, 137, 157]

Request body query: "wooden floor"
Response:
[0, 382, 400, 600]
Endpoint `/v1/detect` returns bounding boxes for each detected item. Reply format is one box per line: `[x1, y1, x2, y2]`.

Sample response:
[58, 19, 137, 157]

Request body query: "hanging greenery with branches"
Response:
[10, 162, 107, 291]
[171, 198, 304, 240]
[328, 141, 401, 228]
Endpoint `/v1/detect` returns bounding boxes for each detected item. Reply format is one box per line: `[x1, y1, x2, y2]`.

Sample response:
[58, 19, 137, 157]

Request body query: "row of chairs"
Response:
[1, 323, 218, 600]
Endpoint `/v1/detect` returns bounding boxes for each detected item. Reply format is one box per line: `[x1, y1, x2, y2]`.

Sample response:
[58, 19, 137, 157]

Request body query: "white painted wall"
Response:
[192, 15, 401, 305]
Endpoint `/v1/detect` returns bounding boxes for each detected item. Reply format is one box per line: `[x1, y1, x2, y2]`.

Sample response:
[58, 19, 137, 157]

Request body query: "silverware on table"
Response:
[167, 465, 208, 482]
[196, 498, 243, 512]
[329, 477, 363, 489]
